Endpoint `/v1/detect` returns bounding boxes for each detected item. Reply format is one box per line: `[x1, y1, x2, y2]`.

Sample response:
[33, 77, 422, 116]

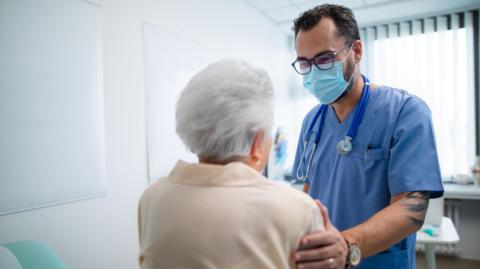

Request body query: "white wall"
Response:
[0, 1, 290, 268]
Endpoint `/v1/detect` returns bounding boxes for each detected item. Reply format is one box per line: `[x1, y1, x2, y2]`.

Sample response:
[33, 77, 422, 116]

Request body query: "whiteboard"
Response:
[0, 0, 107, 215]
[143, 23, 208, 182]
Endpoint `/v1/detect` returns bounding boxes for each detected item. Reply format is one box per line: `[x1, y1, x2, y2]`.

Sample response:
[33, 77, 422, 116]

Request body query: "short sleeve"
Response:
[388, 97, 444, 198]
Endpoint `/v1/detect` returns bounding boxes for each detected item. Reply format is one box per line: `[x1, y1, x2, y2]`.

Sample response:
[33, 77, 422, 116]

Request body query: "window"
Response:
[365, 13, 477, 176]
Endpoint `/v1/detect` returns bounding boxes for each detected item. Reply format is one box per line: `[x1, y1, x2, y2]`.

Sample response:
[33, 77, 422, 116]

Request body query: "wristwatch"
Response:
[345, 239, 361, 268]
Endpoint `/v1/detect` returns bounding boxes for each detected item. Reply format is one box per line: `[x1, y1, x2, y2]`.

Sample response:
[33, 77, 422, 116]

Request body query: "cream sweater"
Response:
[138, 161, 323, 269]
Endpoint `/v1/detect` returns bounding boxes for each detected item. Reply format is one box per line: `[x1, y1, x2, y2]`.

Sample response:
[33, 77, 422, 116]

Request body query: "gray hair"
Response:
[176, 59, 274, 161]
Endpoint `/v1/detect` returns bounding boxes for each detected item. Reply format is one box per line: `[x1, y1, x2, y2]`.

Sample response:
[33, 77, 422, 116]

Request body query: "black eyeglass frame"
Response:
[291, 42, 354, 75]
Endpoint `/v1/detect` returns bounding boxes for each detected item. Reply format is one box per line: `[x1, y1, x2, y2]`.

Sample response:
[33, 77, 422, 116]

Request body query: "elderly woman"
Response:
[138, 59, 323, 269]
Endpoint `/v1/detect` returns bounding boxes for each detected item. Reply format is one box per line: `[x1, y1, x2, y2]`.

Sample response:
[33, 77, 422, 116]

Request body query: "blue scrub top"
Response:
[292, 86, 444, 269]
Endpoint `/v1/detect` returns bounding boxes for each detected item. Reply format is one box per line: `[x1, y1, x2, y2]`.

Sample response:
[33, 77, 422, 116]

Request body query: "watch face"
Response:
[349, 245, 361, 266]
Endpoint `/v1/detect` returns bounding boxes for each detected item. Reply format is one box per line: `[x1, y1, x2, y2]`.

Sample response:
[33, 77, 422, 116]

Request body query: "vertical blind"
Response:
[360, 10, 479, 176]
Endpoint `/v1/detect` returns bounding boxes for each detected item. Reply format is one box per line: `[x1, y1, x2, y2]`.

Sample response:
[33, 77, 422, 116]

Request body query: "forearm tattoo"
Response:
[400, 191, 431, 227]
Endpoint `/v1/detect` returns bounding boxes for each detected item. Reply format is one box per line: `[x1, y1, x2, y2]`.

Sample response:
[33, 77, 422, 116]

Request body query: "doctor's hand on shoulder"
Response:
[294, 200, 348, 269]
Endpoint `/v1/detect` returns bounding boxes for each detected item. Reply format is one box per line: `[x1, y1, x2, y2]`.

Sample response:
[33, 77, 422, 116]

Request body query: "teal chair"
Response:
[2, 241, 68, 269]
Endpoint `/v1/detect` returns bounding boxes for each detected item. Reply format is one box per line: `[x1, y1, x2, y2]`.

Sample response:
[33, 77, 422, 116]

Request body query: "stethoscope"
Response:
[296, 75, 370, 181]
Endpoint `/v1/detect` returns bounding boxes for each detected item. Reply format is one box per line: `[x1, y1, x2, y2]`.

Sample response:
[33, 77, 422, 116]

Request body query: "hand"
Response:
[294, 200, 348, 269]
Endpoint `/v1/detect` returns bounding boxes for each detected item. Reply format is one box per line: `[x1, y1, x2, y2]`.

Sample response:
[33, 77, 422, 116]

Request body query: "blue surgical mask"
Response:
[303, 52, 354, 104]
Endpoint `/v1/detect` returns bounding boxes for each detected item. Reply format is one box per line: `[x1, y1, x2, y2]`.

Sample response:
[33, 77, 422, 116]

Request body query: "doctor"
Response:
[291, 4, 444, 269]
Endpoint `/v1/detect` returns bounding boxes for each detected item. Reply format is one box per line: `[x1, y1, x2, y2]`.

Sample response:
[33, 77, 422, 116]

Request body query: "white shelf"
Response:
[444, 184, 480, 200]
[417, 217, 460, 244]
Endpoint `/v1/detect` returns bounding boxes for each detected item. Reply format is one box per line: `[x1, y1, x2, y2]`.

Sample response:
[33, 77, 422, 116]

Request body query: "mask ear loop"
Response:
[339, 42, 355, 63]
[342, 42, 357, 90]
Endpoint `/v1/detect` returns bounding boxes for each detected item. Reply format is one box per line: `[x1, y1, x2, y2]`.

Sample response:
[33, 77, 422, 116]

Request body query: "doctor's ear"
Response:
[353, 40, 363, 63]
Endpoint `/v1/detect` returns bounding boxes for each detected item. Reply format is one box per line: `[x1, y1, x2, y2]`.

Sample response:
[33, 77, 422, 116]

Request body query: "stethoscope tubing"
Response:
[296, 75, 370, 181]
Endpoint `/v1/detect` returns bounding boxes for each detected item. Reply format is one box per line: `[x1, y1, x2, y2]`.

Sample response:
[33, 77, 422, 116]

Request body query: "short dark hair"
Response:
[293, 4, 360, 44]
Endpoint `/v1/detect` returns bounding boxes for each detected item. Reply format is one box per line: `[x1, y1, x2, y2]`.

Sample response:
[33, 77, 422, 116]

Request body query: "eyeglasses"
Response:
[291, 42, 354, 75]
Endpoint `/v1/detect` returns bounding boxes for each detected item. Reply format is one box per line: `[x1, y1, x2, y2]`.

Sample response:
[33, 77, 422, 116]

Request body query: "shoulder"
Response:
[261, 182, 324, 234]
[374, 86, 435, 145]
[302, 104, 322, 126]
[138, 178, 168, 207]
[261, 181, 318, 212]
[374, 85, 431, 118]
[305, 103, 323, 118]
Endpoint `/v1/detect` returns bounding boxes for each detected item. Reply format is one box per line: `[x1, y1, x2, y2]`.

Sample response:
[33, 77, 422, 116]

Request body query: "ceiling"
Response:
[242, 0, 480, 33]
[242, 0, 400, 24]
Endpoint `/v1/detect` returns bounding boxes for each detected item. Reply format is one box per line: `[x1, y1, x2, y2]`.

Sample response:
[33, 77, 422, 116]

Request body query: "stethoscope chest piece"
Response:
[336, 136, 352, 155]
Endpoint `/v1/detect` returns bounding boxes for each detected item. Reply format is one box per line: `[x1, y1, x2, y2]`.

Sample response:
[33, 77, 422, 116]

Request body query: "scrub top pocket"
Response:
[344, 147, 389, 199]
[364, 148, 389, 200]
[365, 148, 388, 161]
